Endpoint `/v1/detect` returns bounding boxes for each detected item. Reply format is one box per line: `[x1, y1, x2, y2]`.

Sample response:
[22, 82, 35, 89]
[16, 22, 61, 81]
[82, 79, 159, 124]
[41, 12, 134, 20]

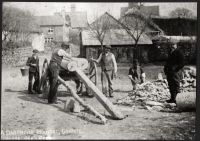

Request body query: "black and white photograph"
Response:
[1, 1, 198, 140]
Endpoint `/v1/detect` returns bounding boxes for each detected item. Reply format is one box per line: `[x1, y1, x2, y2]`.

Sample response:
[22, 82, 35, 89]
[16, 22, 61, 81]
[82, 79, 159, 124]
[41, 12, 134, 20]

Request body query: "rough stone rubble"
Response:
[116, 67, 196, 112]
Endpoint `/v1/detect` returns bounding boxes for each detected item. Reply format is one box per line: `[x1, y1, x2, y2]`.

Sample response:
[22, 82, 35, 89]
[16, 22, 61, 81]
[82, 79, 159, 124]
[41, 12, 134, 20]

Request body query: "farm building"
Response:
[34, 14, 70, 44]
[150, 16, 197, 64]
[35, 4, 88, 46]
[80, 29, 153, 63]
[120, 3, 197, 64]
[80, 12, 163, 63]
[152, 16, 197, 36]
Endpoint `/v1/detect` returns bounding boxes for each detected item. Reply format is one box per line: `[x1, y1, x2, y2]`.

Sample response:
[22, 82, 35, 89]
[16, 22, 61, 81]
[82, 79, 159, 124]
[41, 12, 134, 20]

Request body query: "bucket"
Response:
[20, 67, 29, 76]
[176, 92, 196, 110]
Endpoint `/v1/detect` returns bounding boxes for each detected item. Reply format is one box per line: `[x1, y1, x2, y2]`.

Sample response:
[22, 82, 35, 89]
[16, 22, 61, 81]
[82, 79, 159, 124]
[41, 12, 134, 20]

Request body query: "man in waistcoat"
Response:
[26, 49, 41, 94]
[92, 45, 117, 97]
[48, 42, 73, 104]
[164, 39, 184, 103]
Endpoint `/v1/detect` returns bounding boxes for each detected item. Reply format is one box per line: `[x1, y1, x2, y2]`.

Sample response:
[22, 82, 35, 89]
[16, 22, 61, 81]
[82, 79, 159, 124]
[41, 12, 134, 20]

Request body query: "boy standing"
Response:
[26, 49, 41, 94]
[128, 59, 145, 90]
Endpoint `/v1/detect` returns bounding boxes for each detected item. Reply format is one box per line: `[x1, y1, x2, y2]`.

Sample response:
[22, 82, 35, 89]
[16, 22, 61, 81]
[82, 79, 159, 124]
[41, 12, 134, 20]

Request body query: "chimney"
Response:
[128, 2, 139, 8]
[71, 4, 76, 12]
[61, 6, 66, 20]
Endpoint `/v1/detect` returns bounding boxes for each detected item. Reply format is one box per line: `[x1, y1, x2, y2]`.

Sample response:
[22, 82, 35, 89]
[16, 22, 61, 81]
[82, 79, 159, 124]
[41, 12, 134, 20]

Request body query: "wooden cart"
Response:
[39, 57, 124, 121]
[40, 57, 98, 97]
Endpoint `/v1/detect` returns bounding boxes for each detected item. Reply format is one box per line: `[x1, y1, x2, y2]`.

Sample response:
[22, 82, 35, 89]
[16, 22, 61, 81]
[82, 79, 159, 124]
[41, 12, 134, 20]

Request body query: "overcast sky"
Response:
[3, 2, 197, 23]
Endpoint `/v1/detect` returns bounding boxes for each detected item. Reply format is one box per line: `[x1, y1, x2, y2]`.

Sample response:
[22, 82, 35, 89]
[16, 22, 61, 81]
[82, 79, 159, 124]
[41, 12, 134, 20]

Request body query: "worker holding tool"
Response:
[91, 45, 117, 97]
[164, 39, 184, 104]
[128, 59, 145, 91]
[48, 42, 74, 104]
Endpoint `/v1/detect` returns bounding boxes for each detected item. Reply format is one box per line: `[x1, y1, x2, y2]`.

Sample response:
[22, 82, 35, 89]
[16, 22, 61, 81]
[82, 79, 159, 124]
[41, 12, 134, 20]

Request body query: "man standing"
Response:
[164, 39, 184, 103]
[128, 59, 145, 91]
[26, 49, 41, 94]
[92, 45, 117, 97]
[48, 42, 73, 104]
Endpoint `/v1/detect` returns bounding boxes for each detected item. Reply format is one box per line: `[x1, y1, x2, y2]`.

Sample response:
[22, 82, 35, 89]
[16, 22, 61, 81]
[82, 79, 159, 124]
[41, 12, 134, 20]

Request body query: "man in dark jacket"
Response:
[164, 40, 184, 103]
[26, 49, 41, 94]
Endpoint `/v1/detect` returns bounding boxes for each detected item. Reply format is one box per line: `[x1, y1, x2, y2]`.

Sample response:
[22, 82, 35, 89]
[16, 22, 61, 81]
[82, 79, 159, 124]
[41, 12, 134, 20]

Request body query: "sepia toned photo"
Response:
[1, 1, 197, 140]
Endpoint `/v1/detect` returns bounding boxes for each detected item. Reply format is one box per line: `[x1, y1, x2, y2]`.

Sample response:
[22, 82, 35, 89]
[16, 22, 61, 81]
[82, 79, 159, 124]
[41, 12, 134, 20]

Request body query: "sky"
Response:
[3, 2, 197, 23]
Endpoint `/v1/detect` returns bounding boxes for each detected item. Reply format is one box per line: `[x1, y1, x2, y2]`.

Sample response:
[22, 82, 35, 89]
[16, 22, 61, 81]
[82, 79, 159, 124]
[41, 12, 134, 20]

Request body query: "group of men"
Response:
[128, 39, 184, 104]
[26, 39, 184, 104]
[26, 42, 73, 104]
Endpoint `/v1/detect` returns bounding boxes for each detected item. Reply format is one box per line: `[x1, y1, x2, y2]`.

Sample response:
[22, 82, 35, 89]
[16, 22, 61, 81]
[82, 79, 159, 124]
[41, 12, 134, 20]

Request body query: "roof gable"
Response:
[90, 12, 121, 29]
[121, 8, 164, 33]
[34, 15, 67, 26]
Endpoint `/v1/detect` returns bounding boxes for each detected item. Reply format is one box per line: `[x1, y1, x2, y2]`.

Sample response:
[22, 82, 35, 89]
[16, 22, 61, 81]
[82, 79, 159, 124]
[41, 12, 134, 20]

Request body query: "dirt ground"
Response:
[1, 57, 196, 140]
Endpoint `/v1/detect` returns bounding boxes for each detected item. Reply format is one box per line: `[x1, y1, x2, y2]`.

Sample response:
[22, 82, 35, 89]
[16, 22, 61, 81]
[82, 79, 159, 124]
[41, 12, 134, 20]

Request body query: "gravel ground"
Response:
[1, 61, 196, 140]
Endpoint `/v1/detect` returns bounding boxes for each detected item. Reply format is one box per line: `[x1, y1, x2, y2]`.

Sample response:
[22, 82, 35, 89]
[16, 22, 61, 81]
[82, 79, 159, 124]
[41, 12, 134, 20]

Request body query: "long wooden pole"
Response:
[61, 59, 124, 120]
[75, 69, 124, 120]
[58, 76, 107, 124]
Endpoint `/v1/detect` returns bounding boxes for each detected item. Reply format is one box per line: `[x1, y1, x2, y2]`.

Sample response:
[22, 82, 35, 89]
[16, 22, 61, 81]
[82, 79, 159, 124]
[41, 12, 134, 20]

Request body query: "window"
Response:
[49, 37, 53, 42]
[45, 37, 53, 43]
[48, 27, 54, 34]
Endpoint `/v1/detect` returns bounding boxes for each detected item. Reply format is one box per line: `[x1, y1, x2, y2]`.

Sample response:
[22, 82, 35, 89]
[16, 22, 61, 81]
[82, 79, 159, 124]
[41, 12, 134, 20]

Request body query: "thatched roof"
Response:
[81, 29, 152, 46]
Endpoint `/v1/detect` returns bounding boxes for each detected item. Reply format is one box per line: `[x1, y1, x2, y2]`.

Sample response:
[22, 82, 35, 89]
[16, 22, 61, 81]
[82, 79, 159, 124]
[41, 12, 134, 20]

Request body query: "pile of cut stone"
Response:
[116, 67, 196, 112]
[116, 79, 170, 107]
[180, 66, 196, 92]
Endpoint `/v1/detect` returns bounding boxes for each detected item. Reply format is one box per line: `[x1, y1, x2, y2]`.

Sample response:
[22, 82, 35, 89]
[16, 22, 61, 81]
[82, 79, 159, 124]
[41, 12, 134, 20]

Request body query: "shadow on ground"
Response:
[4, 88, 105, 125]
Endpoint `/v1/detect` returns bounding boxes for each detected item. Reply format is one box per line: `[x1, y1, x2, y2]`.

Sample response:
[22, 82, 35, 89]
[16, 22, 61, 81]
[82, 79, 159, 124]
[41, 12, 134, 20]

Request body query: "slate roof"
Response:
[90, 12, 121, 29]
[34, 15, 67, 26]
[81, 29, 152, 46]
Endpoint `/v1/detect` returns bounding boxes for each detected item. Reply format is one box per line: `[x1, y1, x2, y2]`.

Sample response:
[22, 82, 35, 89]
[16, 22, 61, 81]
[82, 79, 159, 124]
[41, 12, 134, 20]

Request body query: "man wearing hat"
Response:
[92, 45, 117, 97]
[26, 49, 41, 94]
[164, 39, 184, 103]
[48, 42, 73, 104]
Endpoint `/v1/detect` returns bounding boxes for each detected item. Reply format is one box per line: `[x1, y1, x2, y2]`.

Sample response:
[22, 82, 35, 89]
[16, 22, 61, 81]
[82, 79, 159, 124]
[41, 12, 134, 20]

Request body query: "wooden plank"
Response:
[58, 76, 107, 124]
[75, 69, 124, 120]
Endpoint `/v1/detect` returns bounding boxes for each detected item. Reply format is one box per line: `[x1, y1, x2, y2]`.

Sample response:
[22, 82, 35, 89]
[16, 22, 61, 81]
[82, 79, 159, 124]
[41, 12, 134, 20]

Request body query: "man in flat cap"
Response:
[48, 42, 73, 104]
[164, 39, 184, 103]
[26, 49, 41, 94]
[92, 45, 117, 97]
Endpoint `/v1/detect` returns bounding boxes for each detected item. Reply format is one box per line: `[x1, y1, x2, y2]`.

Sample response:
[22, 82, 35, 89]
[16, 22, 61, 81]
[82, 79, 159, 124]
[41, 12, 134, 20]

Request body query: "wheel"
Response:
[85, 60, 98, 97]
[40, 58, 49, 98]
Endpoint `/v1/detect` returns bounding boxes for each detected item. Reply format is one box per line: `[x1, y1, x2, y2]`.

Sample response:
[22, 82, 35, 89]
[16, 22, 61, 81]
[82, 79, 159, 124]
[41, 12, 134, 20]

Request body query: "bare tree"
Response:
[109, 5, 162, 62]
[169, 8, 194, 18]
[88, 12, 112, 51]
[2, 5, 37, 44]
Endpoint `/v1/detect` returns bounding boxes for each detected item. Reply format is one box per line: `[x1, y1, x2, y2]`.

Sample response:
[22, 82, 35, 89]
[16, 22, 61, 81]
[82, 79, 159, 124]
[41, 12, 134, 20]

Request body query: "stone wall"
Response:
[2, 47, 33, 67]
